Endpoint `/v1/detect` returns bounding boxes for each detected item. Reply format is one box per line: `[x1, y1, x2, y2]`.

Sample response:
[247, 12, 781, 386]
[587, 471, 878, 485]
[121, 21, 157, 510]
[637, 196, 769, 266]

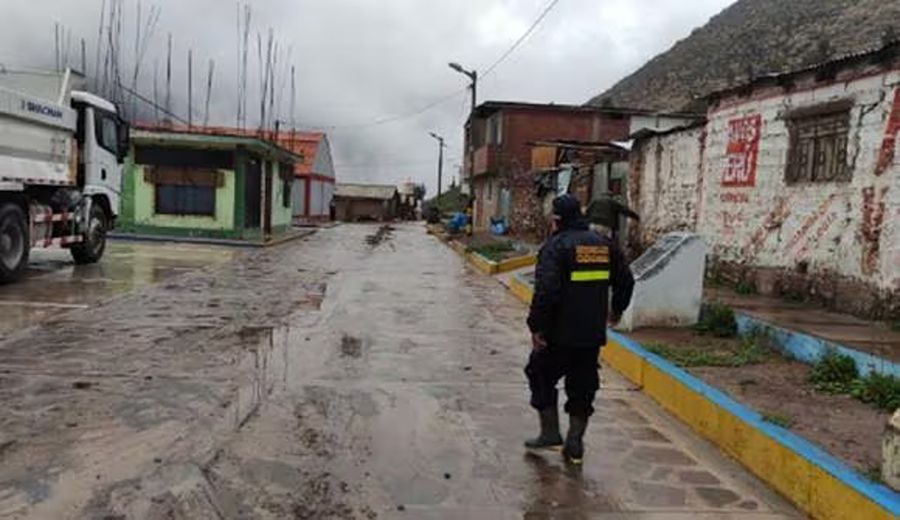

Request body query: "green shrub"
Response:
[647, 337, 763, 368]
[471, 242, 515, 261]
[735, 280, 757, 295]
[851, 372, 900, 411]
[809, 349, 859, 393]
[694, 304, 738, 337]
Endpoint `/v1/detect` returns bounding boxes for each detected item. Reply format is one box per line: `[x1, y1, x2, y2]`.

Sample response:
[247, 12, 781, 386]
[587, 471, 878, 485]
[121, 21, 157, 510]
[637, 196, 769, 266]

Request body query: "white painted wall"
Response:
[633, 127, 705, 246]
[634, 70, 900, 293]
[701, 73, 899, 291]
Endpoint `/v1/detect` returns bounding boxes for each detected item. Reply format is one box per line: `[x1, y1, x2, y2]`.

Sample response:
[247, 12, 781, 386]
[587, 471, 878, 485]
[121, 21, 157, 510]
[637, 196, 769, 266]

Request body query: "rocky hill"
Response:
[588, 0, 900, 111]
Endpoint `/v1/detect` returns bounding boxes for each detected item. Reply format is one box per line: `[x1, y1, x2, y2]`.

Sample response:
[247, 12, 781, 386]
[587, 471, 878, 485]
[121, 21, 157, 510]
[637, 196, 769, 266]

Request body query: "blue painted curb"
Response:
[735, 313, 900, 377]
[608, 329, 900, 516]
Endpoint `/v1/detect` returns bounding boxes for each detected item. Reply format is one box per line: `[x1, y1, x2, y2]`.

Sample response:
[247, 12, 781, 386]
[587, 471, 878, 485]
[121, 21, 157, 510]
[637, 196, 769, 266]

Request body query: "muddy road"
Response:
[0, 224, 797, 519]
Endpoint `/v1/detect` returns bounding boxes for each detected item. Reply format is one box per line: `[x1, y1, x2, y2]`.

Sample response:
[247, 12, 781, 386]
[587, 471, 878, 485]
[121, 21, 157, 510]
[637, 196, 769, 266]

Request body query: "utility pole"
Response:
[429, 132, 446, 203]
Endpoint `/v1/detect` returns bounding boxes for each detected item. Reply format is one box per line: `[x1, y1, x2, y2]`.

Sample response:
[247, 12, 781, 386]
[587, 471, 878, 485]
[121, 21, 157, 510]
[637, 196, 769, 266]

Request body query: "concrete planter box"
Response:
[466, 251, 537, 276]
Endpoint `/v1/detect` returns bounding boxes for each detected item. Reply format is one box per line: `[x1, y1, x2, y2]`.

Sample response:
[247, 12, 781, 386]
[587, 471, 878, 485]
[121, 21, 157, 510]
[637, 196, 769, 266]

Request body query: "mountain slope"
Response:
[588, 0, 900, 111]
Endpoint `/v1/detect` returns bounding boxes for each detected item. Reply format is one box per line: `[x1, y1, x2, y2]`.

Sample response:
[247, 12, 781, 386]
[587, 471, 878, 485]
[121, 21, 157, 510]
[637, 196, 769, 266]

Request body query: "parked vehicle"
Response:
[0, 68, 129, 282]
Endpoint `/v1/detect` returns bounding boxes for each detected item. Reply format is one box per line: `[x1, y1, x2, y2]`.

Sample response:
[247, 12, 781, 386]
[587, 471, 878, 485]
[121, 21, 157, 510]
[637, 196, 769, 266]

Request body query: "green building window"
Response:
[155, 184, 216, 216]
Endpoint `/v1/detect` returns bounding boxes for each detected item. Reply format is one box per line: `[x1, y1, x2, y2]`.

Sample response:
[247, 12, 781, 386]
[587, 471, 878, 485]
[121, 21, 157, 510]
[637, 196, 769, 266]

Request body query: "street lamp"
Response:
[429, 132, 446, 203]
[448, 62, 477, 114]
[449, 62, 478, 196]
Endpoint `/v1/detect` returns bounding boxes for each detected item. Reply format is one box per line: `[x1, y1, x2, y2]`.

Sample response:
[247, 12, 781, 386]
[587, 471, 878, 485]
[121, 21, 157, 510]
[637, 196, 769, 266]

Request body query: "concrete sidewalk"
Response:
[706, 286, 900, 362]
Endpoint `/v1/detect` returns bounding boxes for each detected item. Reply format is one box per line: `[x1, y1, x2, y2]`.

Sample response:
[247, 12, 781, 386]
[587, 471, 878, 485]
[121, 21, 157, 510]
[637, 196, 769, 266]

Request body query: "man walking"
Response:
[525, 194, 634, 464]
[585, 187, 640, 245]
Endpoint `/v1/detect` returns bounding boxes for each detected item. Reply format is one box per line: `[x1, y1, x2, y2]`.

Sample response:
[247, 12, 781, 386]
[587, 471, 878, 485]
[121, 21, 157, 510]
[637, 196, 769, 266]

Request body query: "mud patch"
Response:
[364, 225, 394, 247]
[290, 472, 371, 520]
[340, 335, 363, 358]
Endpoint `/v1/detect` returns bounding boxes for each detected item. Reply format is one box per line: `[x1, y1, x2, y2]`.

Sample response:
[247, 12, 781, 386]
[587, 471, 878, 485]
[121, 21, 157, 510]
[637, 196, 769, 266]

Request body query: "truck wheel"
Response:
[70, 203, 108, 265]
[0, 203, 29, 283]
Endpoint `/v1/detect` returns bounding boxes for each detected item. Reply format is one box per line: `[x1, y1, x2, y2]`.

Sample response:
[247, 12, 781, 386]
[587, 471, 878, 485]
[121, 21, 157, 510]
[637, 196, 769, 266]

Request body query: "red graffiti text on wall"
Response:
[721, 210, 744, 238]
[784, 194, 838, 255]
[723, 114, 762, 187]
[742, 196, 790, 261]
[720, 192, 750, 204]
[876, 88, 900, 176]
[795, 210, 839, 259]
[861, 186, 888, 276]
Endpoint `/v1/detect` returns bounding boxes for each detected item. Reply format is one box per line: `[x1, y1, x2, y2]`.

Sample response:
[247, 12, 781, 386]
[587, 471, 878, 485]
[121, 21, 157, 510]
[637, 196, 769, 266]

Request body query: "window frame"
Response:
[784, 101, 852, 185]
[154, 183, 217, 217]
[94, 109, 119, 156]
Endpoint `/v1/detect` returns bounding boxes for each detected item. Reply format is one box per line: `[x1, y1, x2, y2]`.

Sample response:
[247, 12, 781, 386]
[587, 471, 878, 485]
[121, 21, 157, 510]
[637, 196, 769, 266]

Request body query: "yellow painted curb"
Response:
[449, 240, 468, 256]
[500, 271, 898, 520]
[509, 275, 534, 304]
[496, 253, 537, 274]
[467, 252, 498, 275]
[601, 339, 897, 520]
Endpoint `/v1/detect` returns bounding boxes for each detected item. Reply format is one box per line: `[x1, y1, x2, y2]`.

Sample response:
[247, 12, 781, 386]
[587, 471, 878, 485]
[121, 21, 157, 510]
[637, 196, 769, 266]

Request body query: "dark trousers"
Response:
[525, 345, 600, 417]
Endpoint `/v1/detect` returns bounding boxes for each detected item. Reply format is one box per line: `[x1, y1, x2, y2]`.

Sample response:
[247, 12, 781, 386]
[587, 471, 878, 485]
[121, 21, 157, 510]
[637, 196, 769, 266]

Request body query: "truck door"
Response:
[84, 107, 123, 213]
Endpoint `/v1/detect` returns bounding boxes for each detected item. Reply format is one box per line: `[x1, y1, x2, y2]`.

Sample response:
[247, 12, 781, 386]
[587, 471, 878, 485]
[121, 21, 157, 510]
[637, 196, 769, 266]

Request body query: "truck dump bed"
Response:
[0, 69, 80, 187]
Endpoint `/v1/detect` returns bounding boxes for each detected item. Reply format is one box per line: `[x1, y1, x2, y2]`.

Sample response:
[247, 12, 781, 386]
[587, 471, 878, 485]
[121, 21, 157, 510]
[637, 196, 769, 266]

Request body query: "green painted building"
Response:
[118, 129, 299, 243]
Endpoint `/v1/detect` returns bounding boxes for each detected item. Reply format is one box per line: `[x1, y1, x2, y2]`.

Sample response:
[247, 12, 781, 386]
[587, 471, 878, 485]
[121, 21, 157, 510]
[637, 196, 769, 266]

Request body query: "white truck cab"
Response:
[72, 90, 127, 217]
[0, 69, 129, 283]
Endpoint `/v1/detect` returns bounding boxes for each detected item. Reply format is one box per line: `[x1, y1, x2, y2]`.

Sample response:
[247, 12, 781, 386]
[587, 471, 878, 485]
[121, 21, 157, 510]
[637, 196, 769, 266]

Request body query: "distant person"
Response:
[525, 194, 634, 464]
[585, 182, 639, 244]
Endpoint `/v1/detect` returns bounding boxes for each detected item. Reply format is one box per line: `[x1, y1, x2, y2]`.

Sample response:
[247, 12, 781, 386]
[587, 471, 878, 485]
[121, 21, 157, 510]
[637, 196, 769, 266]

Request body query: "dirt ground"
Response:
[630, 328, 890, 474]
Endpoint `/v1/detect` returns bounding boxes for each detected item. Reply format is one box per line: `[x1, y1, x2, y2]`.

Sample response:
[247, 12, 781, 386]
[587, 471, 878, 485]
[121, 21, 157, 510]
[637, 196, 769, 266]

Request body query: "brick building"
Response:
[462, 101, 694, 235]
[628, 42, 900, 320]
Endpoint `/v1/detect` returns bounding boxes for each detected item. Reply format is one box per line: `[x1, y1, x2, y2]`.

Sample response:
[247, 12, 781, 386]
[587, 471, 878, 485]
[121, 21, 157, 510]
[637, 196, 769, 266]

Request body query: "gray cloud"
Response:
[0, 0, 734, 194]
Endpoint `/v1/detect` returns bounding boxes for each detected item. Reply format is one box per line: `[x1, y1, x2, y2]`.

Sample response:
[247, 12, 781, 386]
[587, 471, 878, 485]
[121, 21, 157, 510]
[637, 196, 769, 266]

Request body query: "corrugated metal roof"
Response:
[131, 129, 300, 163]
[706, 40, 900, 102]
[276, 132, 324, 176]
[130, 124, 329, 170]
[334, 183, 397, 200]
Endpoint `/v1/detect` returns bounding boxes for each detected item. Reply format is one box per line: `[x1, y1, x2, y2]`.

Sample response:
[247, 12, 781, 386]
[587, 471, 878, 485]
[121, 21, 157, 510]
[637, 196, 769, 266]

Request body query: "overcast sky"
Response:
[1, 0, 734, 194]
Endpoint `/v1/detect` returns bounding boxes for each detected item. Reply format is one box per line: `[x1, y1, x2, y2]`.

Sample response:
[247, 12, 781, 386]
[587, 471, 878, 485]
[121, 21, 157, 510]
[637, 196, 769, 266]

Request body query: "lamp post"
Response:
[429, 132, 446, 204]
[448, 62, 477, 114]
[448, 62, 478, 202]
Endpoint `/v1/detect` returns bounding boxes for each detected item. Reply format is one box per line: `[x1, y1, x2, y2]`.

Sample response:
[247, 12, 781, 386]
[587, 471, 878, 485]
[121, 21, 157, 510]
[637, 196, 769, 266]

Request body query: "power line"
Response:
[118, 82, 190, 125]
[482, 0, 562, 78]
[319, 87, 467, 131]
[335, 157, 461, 169]
[321, 0, 563, 131]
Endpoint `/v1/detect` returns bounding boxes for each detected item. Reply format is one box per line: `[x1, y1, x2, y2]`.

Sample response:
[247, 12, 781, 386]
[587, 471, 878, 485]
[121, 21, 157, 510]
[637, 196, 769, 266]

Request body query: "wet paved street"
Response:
[0, 241, 238, 336]
[0, 224, 798, 519]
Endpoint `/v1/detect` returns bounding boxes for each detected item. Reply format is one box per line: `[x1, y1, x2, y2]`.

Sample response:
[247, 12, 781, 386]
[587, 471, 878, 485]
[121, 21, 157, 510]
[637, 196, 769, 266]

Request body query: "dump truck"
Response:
[0, 68, 129, 282]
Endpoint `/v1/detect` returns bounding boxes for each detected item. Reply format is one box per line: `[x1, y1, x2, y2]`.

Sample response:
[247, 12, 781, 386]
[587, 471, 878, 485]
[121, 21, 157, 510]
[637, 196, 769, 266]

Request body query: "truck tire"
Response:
[70, 203, 108, 265]
[0, 202, 29, 283]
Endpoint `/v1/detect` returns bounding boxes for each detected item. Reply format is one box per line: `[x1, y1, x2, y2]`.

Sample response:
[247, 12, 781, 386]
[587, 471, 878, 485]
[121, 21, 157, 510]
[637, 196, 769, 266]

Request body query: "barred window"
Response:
[786, 104, 851, 184]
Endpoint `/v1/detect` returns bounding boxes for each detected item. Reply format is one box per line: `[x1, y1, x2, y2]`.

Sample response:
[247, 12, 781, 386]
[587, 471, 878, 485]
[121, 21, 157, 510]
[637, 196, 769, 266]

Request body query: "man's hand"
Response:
[608, 313, 622, 327]
[531, 332, 548, 351]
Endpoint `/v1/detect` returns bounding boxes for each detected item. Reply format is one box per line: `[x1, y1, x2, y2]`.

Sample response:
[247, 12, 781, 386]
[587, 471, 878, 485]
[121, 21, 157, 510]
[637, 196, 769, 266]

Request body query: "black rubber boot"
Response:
[524, 407, 564, 452]
[563, 415, 589, 464]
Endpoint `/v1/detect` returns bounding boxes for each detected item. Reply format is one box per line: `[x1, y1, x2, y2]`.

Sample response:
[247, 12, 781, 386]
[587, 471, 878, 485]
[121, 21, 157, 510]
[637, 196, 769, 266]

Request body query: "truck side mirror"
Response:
[117, 119, 130, 163]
